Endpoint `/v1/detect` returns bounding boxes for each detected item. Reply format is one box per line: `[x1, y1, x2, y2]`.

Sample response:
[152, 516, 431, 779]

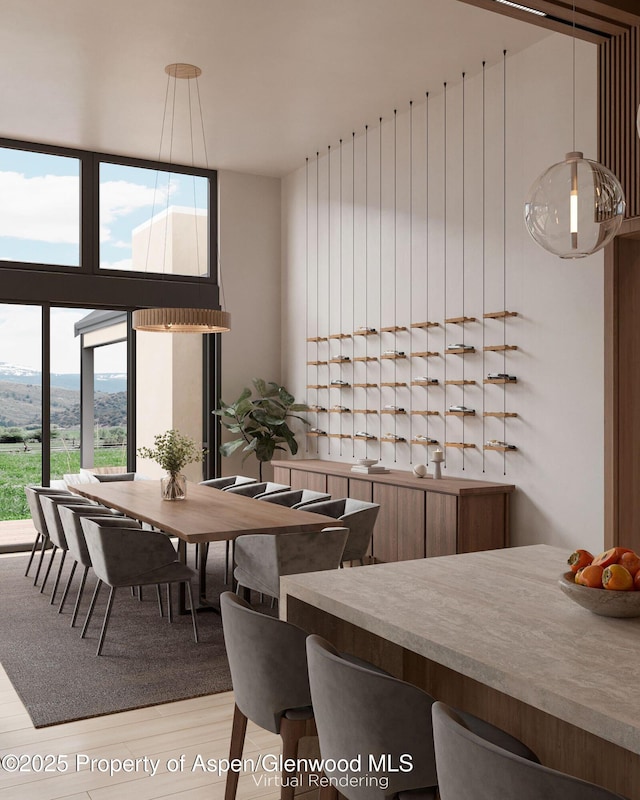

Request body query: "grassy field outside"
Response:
[0, 444, 127, 520]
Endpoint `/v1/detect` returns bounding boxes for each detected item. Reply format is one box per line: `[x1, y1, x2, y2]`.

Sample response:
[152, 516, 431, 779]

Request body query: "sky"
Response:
[0, 146, 208, 372]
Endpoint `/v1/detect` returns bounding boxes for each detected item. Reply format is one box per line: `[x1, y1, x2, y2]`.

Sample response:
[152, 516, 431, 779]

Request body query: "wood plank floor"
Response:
[0, 554, 300, 800]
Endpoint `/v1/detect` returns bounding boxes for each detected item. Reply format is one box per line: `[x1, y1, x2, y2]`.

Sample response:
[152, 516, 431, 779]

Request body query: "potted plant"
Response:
[137, 429, 205, 500]
[214, 379, 309, 481]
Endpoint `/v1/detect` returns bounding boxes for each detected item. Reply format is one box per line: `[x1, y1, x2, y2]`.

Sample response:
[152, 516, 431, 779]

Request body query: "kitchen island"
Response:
[281, 545, 640, 799]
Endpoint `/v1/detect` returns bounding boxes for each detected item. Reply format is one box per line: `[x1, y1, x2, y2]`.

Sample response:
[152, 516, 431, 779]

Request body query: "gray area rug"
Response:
[0, 544, 258, 728]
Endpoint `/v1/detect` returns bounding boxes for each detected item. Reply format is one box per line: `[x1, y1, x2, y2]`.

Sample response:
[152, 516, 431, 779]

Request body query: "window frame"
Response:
[0, 137, 220, 312]
[0, 137, 221, 487]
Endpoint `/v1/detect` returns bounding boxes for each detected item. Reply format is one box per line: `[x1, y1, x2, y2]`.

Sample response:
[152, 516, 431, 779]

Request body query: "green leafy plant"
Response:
[137, 429, 205, 476]
[214, 379, 309, 480]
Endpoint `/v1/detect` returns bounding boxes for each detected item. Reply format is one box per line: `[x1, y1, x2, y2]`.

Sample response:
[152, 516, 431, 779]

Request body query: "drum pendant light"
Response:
[132, 63, 230, 333]
[524, 11, 625, 259]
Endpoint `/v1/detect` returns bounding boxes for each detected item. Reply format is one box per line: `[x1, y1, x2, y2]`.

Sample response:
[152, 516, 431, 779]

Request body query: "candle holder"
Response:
[431, 449, 444, 480]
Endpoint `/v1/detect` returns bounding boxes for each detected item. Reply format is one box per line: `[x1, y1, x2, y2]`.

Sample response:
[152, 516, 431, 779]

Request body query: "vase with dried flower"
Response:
[137, 429, 205, 500]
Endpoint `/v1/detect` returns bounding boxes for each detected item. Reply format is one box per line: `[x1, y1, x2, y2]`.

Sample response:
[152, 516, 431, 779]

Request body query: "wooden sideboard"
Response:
[271, 459, 515, 562]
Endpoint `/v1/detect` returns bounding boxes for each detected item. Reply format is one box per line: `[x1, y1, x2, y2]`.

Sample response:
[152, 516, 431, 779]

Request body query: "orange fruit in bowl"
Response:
[592, 547, 631, 569]
[634, 570, 640, 592]
[575, 564, 604, 588]
[618, 551, 640, 577]
[602, 564, 633, 591]
[567, 549, 593, 573]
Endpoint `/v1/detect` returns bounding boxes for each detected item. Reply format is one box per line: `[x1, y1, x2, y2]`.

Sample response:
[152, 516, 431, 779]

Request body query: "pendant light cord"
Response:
[572, 1, 576, 152]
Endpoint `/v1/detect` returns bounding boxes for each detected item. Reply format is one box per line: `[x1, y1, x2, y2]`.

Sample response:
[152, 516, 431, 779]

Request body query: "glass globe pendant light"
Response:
[524, 152, 625, 258]
[524, 7, 625, 259]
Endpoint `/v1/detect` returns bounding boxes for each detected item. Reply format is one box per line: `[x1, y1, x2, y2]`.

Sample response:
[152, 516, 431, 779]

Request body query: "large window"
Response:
[0, 138, 220, 532]
[100, 163, 209, 276]
[0, 147, 80, 267]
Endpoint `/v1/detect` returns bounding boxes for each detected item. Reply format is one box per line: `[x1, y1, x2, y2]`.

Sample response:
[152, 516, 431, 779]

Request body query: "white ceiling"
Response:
[0, 0, 549, 177]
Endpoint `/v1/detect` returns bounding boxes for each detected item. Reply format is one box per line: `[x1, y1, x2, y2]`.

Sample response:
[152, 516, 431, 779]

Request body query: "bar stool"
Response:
[432, 701, 628, 800]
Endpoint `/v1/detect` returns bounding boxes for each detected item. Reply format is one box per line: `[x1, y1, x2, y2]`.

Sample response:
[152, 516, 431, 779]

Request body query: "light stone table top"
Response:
[281, 544, 640, 755]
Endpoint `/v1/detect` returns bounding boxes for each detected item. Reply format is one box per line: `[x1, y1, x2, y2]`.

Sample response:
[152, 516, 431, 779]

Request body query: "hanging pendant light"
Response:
[132, 63, 231, 333]
[524, 152, 625, 258]
[524, 9, 625, 259]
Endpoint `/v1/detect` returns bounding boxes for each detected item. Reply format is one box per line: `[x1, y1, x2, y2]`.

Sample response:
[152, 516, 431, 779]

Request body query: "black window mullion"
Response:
[41, 304, 51, 486]
[126, 313, 137, 472]
[81, 152, 98, 274]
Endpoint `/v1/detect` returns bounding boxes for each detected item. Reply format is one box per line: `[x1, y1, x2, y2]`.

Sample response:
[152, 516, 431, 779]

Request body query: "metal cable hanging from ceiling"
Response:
[443, 82, 448, 469]
[305, 156, 310, 455]
[462, 72, 467, 471]
[482, 63, 486, 474]
[502, 50, 507, 476]
[316, 153, 321, 455]
[379, 118, 383, 461]
[351, 131, 356, 460]
[365, 124, 370, 459]
[393, 108, 398, 463]
[327, 145, 332, 456]
[409, 100, 414, 463]
[425, 91, 431, 450]
[338, 139, 344, 457]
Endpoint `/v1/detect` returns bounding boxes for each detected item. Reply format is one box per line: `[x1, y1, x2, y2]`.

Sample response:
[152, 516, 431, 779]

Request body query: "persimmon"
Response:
[618, 551, 640, 577]
[634, 570, 640, 591]
[592, 547, 631, 569]
[602, 564, 633, 591]
[575, 564, 604, 588]
[567, 549, 593, 573]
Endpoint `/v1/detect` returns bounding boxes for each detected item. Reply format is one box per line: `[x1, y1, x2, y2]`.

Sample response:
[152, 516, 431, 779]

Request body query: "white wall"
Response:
[281, 34, 604, 553]
[218, 170, 282, 481]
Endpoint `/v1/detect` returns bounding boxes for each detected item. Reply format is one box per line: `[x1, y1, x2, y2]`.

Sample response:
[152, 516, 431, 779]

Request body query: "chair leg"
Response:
[224, 540, 230, 584]
[224, 704, 248, 800]
[33, 535, 49, 586]
[236, 584, 251, 602]
[156, 584, 164, 617]
[24, 532, 43, 577]
[166, 584, 173, 623]
[50, 550, 67, 604]
[96, 586, 116, 656]
[39, 545, 58, 593]
[280, 717, 307, 800]
[71, 566, 89, 627]
[185, 581, 199, 644]
[81, 579, 102, 638]
[58, 560, 77, 613]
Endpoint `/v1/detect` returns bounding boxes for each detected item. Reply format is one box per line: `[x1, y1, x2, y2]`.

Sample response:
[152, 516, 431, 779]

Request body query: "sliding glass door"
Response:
[0, 305, 131, 532]
[0, 303, 42, 521]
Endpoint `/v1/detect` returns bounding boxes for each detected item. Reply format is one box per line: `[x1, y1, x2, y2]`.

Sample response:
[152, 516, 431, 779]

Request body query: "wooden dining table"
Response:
[71, 479, 336, 610]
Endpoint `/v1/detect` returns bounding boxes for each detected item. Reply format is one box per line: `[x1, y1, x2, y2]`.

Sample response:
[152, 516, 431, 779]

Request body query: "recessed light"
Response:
[495, 0, 547, 16]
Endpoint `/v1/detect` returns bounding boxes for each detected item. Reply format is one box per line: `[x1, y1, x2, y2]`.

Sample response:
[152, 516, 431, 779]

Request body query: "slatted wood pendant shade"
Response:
[132, 308, 230, 333]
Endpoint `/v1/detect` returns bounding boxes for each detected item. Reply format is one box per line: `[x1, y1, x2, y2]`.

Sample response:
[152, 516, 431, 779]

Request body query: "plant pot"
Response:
[161, 473, 186, 501]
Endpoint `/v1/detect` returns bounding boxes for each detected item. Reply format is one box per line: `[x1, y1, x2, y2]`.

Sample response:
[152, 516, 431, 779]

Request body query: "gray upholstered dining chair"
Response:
[301, 498, 380, 564]
[220, 591, 313, 800]
[233, 528, 348, 603]
[80, 517, 199, 656]
[306, 635, 539, 800]
[39, 493, 97, 602]
[24, 486, 74, 583]
[257, 489, 331, 508]
[431, 701, 628, 800]
[199, 475, 257, 491]
[199, 475, 260, 583]
[58, 504, 139, 626]
[225, 481, 290, 499]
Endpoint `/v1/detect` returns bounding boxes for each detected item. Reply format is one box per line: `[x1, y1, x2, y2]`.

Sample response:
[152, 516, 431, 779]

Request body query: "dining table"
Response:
[281, 544, 640, 799]
[70, 479, 336, 611]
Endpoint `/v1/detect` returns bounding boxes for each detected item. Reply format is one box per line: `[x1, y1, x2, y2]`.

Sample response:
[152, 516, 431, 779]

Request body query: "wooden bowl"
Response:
[558, 572, 640, 618]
